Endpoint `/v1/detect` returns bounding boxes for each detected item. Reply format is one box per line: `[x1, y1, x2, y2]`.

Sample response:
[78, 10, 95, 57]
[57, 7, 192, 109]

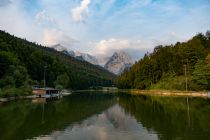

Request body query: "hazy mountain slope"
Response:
[51, 44, 99, 65]
[74, 52, 99, 65]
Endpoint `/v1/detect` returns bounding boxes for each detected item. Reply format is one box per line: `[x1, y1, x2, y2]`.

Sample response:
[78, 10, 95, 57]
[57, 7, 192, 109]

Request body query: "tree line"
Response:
[116, 31, 210, 91]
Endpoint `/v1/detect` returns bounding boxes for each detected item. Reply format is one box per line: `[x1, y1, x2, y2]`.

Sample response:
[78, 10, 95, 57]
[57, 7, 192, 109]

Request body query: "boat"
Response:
[61, 89, 72, 96]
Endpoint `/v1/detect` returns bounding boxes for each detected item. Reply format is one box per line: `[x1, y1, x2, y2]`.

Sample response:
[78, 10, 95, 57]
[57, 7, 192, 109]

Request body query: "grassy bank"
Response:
[118, 89, 209, 98]
[72, 89, 209, 98]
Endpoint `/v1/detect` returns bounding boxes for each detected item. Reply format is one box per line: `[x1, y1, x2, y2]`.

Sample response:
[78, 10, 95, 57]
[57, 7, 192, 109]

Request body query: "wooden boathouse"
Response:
[32, 86, 60, 98]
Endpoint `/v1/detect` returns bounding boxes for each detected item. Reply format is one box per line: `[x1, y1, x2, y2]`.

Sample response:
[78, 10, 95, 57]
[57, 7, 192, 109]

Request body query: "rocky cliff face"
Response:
[104, 51, 133, 75]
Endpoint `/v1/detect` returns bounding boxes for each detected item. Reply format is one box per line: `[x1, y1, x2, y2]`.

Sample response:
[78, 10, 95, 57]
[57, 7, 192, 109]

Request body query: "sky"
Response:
[0, 0, 210, 60]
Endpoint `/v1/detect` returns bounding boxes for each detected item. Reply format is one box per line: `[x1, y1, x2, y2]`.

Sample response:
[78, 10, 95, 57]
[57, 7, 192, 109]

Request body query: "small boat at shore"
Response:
[60, 90, 72, 96]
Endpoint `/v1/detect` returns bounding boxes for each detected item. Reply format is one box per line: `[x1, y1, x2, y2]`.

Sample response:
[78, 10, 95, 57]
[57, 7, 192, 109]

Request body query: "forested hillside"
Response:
[116, 31, 210, 91]
[0, 30, 115, 96]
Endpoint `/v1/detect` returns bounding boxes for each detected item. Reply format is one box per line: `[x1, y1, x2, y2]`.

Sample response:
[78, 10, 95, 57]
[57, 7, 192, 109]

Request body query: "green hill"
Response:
[0, 30, 115, 96]
[116, 31, 210, 91]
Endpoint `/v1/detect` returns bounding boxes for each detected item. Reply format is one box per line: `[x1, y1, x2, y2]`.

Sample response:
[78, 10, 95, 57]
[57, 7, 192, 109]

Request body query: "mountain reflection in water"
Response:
[38, 104, 157, 140]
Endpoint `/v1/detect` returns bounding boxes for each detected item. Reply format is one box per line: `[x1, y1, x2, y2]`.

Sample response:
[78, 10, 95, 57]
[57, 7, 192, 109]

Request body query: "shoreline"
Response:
[72, 89, 210, 98]
[0, 90, 72, 102]
[1, 89, 209, 102]
[118, 89, 209, 98]
[0, 95, 37, 102]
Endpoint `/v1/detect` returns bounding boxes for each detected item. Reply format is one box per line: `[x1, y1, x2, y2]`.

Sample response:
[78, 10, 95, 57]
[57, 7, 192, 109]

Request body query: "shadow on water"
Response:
[117, 93, 210, 140]
[0, 92, 116, 140]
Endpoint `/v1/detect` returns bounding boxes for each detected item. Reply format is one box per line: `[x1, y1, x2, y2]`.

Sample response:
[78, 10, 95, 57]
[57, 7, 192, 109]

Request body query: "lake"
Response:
[0, 91, 210, 140]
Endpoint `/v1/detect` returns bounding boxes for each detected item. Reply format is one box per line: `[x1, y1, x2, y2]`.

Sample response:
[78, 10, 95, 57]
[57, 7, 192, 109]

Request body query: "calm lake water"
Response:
[0, 92, 210, 140]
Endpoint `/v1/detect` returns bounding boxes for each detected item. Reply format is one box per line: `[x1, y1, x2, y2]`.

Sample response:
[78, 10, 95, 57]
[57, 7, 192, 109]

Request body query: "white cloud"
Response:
[0, 0, 42, 43]
[92, 38, 154, 60]
[42, 29, 78, 47]
[35, 10, 57, 25]
[151, 31, 189, 46]
[71, 0, 90, 22]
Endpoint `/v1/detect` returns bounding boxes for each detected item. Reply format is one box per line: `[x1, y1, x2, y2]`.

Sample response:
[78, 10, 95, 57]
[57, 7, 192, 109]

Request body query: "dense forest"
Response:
[0, 30, 115, 96]
[116, 31, 210, 91]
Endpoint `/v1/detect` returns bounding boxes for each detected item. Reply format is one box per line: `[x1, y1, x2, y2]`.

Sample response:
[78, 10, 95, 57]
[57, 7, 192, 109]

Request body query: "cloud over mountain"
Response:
[93, 38, 154, 60]
[42, 29, 78, 47]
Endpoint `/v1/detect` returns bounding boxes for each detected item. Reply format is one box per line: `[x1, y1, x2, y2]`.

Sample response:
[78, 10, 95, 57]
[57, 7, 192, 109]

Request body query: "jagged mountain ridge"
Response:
[51, 44, 99, 65]
[51, 44, 133, 74]
[104, 51, 133, 75]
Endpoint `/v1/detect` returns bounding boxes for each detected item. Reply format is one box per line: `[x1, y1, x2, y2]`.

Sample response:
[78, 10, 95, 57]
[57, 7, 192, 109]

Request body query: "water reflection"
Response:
[0, 92, 210, 140]
[118, 94, 210, 140]
[37, 104, 158, 140]
[0, 92, 115, 140]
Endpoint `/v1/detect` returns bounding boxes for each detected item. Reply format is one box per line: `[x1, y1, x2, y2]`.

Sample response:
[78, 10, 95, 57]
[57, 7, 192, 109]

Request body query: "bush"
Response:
[1, 87, 17, 97]
[0, 86, 32, 97]
[19, 85, 32, 95]
[55, 84, 63, 90]
[0, 76, 15, 88]
[150, 73, 206, 91]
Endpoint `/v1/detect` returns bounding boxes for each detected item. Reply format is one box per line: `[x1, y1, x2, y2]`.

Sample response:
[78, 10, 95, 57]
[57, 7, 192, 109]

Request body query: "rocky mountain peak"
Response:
[104, 51, 133, 75]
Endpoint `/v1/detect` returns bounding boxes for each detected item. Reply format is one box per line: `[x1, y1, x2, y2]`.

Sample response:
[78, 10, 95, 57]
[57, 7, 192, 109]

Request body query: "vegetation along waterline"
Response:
[117, 89, 209, 98]
[116, 31, 210, 91]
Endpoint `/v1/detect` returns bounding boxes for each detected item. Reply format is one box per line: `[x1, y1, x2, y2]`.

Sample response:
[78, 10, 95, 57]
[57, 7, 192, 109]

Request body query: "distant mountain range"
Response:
[51, 44, 133, 75]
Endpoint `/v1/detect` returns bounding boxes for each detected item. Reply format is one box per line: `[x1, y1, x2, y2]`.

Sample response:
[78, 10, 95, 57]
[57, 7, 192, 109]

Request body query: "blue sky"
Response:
[0, 0, 210, 59]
